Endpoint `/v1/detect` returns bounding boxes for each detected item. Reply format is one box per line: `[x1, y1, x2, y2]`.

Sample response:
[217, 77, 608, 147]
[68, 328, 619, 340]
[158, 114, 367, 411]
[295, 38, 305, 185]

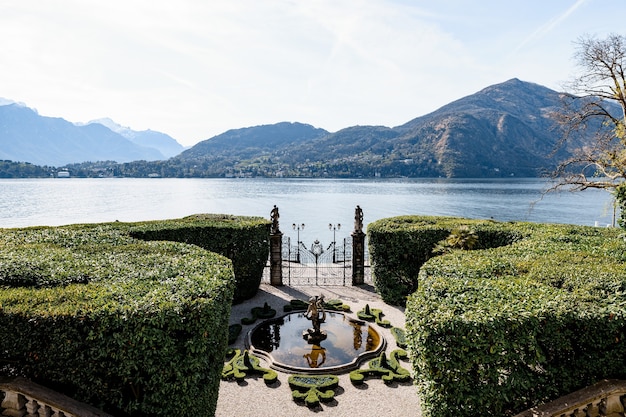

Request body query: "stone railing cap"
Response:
[0, 376, 114, 417]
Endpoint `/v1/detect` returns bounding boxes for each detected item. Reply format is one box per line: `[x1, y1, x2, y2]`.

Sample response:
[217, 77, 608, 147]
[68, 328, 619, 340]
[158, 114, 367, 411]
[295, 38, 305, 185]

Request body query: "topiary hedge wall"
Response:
[0, 218, 245, 416]
[388, 216, 626, 417]
[128, 214, 270, 303]
[367, 216, 525, 306]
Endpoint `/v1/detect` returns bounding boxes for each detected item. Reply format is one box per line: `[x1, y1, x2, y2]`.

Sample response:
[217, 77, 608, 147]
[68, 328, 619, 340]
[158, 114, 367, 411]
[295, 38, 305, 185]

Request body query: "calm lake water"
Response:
[0, 178, 617, 244]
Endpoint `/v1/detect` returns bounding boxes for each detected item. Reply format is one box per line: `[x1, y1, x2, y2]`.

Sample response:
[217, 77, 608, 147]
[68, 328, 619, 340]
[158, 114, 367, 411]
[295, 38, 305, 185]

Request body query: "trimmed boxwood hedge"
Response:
[128, 214, 270, 303]
[368, 216, 525, 306]
[0, 215, 266, 417]
[378, 216, 626, 417]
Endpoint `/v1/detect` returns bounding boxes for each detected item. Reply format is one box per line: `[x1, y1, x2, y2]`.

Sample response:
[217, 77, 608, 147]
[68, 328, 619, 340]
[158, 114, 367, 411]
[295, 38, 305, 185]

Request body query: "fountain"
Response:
[246, 295, 386, 374]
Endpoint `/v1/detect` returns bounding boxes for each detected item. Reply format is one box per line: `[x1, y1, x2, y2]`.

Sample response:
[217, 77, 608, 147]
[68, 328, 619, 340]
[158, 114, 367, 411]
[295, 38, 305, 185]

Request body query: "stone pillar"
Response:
[269, 205, 283, 286]
[352, 231, 365, 285]
[352, 205, 365, 285]
[269, 232, 283, 286]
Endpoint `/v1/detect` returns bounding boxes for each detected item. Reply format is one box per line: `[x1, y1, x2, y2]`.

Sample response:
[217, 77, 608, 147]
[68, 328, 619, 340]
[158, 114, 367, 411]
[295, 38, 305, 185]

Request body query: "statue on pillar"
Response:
[354, 205, 363, 234]
[352, 205, 365, 285]
[270, 205, 280, 234]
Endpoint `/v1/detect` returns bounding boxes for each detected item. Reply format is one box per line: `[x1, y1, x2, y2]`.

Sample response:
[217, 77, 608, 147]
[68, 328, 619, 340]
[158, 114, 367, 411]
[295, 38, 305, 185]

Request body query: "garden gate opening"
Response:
[265, 205, 371, 286]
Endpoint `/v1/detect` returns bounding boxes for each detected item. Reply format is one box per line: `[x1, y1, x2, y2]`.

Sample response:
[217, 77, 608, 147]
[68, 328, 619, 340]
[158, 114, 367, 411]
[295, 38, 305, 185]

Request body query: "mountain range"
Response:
[171, 78, 577, 178]
[0, 103, 184, 166]
[0, 79, 588, 177]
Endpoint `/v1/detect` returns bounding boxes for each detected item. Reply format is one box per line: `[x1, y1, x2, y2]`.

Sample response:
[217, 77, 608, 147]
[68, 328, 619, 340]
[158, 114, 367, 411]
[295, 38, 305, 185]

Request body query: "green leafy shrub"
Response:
[616, 183, 626, 229]
[401, 219, 626, 417]
[0, 220, 237, 416]
[128, 214, 270, 302]
[432, 225, 478, 254]
[367, 216, 524, 305]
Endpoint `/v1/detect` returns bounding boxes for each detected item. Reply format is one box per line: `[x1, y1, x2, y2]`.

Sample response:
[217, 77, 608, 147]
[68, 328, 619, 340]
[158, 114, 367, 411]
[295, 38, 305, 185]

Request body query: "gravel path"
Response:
[215, 283, 422, 417]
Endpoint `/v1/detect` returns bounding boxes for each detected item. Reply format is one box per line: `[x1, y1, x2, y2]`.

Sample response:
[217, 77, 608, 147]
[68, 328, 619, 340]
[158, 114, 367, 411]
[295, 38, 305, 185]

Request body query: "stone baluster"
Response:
[1, 390, 74, 417]
[25, 397, 40, 417]
[1, 378, 111, 417]
[513, 379, 626, 417]
[1, 391, 27, 417]
[37, 404, 53, 417]
[584, 400, 599, 417]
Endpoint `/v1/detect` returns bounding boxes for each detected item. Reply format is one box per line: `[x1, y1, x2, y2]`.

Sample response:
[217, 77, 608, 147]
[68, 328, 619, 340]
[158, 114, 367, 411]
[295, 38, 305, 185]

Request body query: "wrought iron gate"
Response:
[281, 236, 353, 286]
[265, 205, 370, 286]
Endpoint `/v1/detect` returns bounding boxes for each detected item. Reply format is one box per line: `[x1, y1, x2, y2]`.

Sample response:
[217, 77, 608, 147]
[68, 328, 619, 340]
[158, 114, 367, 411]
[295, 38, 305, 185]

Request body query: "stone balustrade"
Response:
[514, 379, 626, 417]
[2, 374, 625, 417]
[0, 377, 112, 417]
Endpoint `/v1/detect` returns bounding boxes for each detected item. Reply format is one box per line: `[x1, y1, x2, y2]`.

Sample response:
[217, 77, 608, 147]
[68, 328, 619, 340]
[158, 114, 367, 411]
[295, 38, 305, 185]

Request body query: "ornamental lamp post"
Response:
[292, 223, 305, 262]
[329, 223, 341, 263]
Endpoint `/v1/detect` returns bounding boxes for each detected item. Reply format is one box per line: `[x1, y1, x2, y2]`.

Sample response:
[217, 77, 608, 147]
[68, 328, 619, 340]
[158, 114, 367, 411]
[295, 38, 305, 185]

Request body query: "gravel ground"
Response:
[215, 283, 422, 417]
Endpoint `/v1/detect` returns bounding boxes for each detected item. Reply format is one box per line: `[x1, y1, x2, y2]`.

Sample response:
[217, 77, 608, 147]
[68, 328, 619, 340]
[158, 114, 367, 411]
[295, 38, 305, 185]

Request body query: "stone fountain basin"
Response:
[245, 311, 386, 374]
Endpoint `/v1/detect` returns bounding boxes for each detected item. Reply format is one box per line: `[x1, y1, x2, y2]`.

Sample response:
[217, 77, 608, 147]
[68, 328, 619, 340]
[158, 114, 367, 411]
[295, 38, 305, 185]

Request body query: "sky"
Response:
[0, 0, 624, 147]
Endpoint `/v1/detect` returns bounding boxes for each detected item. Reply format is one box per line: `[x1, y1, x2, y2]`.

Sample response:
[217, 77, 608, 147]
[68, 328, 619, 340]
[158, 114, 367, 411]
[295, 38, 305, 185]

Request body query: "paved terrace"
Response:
[215, 283, 421, 417]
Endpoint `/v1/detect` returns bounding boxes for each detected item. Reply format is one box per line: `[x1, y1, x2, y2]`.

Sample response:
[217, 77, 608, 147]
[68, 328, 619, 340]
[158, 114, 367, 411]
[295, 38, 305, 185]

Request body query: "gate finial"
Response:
[354, 205, 363, 234]
[270, 205, 280, 234]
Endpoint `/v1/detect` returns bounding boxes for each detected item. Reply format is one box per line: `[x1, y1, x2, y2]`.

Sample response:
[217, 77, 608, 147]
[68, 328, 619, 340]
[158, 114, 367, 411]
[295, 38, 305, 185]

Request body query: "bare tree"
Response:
[551, 33, 626, 227]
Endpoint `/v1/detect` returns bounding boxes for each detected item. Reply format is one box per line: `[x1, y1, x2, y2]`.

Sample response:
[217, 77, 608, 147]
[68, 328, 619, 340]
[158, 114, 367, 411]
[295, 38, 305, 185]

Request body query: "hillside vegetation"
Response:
[4, 79, 591, 178]
[78, 79, 583, 178]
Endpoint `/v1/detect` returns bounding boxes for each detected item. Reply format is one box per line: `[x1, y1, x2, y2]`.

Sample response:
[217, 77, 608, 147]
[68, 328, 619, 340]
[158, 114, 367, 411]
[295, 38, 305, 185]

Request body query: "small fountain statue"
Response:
[302, 295, 327, 344]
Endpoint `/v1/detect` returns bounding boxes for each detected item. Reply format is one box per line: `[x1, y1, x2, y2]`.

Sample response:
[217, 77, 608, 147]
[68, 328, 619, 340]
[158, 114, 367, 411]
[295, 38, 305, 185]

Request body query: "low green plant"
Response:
[221, 349, 278, 384]
[288, 374, 340, 407]
[390, 327, 407, 349]
[283, 298, 350, 312]
[432, 225, 478, 254]
[356, 304, 391, 328]
[349, 349, 410, 385]
[240, 302, 277, 325]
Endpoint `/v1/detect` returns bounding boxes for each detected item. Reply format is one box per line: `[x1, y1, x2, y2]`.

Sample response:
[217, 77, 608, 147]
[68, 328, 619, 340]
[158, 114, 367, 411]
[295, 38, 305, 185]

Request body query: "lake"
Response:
[0, 177, 617, 245]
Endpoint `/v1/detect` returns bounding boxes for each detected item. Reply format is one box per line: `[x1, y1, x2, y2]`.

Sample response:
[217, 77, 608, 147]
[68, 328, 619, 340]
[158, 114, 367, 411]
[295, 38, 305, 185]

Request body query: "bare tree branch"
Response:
[550, 33, 626, 227]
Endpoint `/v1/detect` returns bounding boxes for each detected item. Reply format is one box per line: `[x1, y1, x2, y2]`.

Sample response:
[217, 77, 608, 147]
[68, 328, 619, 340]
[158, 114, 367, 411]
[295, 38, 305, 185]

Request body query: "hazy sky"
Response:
[1, 0, 623, 146]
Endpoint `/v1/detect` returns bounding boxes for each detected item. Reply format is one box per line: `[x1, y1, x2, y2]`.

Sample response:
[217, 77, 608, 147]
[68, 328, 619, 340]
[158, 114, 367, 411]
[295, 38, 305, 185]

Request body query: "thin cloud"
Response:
[514, 0, 590, 53]
[0, 0, 622, 146]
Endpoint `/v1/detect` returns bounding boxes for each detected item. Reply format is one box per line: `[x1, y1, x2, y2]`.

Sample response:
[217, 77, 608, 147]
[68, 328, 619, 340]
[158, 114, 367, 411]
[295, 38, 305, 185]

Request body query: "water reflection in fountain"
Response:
[246, 296, 385, 374]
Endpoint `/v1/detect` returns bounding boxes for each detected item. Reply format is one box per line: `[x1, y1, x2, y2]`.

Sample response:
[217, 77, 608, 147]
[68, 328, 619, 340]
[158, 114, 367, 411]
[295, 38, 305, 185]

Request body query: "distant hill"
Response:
[173, 122, 329, 176]
[179, 121, 328, 159]
[0, 104, 181, 166]
[88, 118, 185, 158]
[172, 78, 574, 178]
[2, 78, 587, 177]
[389, 78, 575, 177]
